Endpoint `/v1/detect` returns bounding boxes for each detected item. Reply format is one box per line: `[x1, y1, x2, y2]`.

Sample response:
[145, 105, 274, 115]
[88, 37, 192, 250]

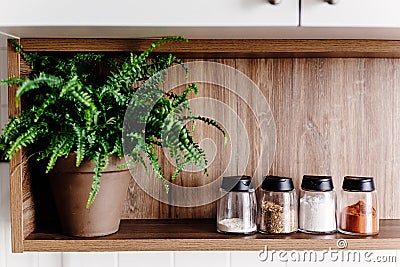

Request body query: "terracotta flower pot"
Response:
[49, 154, 131, 237]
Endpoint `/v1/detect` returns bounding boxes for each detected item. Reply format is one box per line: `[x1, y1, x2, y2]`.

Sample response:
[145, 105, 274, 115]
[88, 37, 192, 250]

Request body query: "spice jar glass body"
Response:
[258, 176, 298, 234]
[299, 175, 337, 234]
[338, 176, 379, 235]
[217, 176, 257, 234]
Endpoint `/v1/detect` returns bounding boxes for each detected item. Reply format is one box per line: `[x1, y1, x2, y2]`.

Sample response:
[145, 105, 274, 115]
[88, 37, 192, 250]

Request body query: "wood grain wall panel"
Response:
[235, 58, 294, 187]
[285, 58, 400, 218]
[290, 58, 335, 186]
[122, 59, 244, 219]
[363, 58, 400, 219]
[202, 57, 399, 219]
[8, 40, 25, 253]
[8, 42, 37, 253]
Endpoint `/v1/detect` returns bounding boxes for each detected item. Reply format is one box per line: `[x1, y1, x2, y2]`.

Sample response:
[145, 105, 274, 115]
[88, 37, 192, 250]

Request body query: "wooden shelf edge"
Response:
[17, 39, 400, 58]
[22, 219, 400, 252]
[23, 238, 400, 252]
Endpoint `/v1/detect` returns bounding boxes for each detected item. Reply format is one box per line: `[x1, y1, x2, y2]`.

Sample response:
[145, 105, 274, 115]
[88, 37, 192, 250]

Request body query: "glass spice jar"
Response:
[258, 175, 298, 234]
[299, 175, 337, 234]
[338, 176, 379, 235]
[217, 175, 257, 234]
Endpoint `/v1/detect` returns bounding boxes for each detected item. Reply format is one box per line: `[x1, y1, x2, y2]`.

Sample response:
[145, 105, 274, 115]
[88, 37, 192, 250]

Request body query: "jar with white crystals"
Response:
[217, 176, 257, 234]
[299, 175, 337, 234]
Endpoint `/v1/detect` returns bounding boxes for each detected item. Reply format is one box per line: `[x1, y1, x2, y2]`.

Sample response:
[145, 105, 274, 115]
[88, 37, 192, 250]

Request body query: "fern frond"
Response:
[172, 83, 198, 108]
[125, 133, 147, 162]
[1, 114, 28, 145]
[59, 75, 81, 97]
[144, 143, 169, 191]
[34, 93, 58, 122]
[5, 123, 46, 159]
[16, 72, 63, 104]
[60, 78, 99, 128]
[45, 134, 75, 173]
[192, 116, 227, 144]
[72, 124, 86, 167]
[86, 153, 109, 208]
[10, 40, 40, 69]
[171, 160, 192, 181]
[179, 127, 207, 164]
[136, 37, 187, 65]
[0, 77, 24, 86]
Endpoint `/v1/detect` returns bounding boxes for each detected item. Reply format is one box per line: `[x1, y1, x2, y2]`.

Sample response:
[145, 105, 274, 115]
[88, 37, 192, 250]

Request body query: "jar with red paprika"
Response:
[338, 176, 379, 235]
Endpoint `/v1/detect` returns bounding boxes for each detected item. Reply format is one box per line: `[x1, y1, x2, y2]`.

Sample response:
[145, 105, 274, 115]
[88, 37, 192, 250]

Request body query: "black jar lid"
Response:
[221, 175, 253, 192]
[342, 176, 375, 192]
[301, 175, 334, 191]
[261, 175, 294, 192]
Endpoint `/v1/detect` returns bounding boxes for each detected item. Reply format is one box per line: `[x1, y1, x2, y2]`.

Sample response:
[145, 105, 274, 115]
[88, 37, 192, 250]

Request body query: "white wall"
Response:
[0, 35, 400, 267]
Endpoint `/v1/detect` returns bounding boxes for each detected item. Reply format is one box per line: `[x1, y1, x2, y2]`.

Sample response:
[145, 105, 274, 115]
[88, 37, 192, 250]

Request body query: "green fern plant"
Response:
[0, 37, 226, 208]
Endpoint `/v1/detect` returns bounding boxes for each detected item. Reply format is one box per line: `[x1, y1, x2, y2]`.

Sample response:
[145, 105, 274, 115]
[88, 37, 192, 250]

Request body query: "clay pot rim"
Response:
[51, 153, 131, 174]
[57, 168, 130, 174]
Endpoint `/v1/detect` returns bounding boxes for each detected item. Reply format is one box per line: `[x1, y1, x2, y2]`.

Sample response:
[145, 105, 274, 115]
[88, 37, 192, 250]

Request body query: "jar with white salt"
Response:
[299, 175, 337, 234]
[217, 176, 257, 234]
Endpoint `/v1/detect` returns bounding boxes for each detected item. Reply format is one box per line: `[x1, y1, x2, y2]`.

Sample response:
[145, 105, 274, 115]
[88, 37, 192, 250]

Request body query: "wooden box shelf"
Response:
[9, 39, 400, 252]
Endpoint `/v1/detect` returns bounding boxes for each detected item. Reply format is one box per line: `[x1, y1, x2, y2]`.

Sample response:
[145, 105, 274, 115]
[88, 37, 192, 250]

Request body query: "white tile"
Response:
[284, 249, 342, 267]
[118, 252, 173, 267]
[0, 222, 6, 267]
[38, 253, 62, 267]
[0, 162, 10, 221]
[287, 263, 340, 267]
[338, 250, 397, 267]
[230, 248, 397, 267]
[396, 250, 400, 267]
[232, 248, 339, 267]
[231, 251, 286, 267]
[370, 250, 397, 266]
[63, 252, 118, 267]
[284, 250, 397, 267]
[174, 251, 229, 267]
[0, 162, 9, 267]
[5, 252, 37, 267]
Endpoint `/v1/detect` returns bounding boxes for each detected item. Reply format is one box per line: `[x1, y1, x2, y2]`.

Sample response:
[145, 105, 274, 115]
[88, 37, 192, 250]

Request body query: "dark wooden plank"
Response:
[18, 39, 400, 58]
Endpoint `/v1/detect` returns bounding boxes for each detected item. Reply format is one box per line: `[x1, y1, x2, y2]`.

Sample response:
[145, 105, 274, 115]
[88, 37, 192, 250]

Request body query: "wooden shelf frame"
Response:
[24, 219, 400, 252]
[9, 38, 400, 252]
[18, 39, 400, 58]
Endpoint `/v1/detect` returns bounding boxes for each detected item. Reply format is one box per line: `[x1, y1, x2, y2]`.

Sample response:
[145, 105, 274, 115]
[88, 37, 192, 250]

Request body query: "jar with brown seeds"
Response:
[258, 176, 298, 234]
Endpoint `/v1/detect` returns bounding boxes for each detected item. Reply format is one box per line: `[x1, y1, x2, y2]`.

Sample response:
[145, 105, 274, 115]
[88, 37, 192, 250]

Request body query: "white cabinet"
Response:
[0, 0, 300, 38]
[2, 0, 400, 38]
[301, 0, 400, 27]
[0, 0, 298, 27]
